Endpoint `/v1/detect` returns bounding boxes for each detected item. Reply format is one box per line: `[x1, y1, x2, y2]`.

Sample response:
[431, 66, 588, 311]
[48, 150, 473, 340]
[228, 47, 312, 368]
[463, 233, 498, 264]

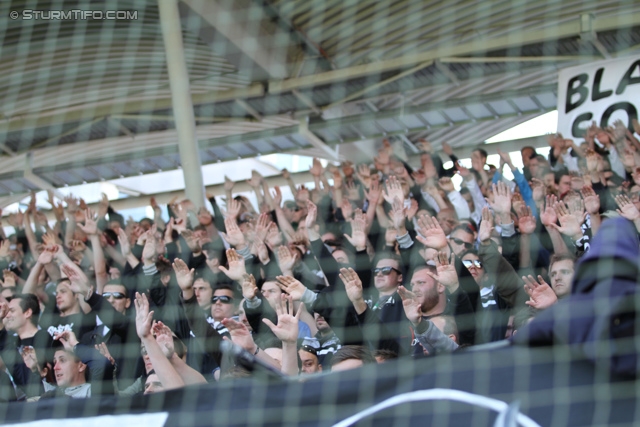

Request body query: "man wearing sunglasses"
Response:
[81, 281, 140, 390]
[448, 224, 476, 256]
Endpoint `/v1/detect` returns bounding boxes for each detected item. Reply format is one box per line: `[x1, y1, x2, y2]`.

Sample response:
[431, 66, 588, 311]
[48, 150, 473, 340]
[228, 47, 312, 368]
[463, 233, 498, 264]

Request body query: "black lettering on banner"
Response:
[615, 60, 640, 95]
[591, 68, 613, 101]
[600, 102, 638, 131]
[571, 112, 593, 138]
[566, 74, 589, 114]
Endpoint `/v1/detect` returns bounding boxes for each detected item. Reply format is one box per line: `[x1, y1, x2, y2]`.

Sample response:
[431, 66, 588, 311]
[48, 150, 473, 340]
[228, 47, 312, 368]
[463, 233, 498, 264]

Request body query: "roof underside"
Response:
[0, 0, 639, 203]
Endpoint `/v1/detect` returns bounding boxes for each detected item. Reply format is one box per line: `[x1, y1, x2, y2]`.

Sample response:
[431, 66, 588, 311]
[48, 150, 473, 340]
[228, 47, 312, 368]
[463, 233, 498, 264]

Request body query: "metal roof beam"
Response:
[0, 84, 264, 133]
[322, 60, 434, 111]
[181, 0, 294, 79]
[299, 118, 340, 162]
[267, 12, 640, 94]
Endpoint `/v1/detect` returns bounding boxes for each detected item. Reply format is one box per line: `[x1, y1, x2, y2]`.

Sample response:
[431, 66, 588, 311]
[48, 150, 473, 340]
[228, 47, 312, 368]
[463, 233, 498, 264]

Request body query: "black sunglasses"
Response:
[212, 295, 234, 304]
[451, 238, 473, 249]
[373, 266, 401, 276]
[300, 345, 318, 356]
[103, 292, 126, 300]
[462, 259, 483, 269]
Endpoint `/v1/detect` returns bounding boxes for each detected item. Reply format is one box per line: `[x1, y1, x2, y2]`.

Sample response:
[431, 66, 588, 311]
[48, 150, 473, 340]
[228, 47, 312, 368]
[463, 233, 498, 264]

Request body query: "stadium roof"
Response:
[0, 0, 639, 207]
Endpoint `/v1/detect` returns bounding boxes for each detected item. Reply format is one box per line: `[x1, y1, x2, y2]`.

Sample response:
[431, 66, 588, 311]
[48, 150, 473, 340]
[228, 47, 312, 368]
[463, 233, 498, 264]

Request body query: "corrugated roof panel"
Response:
[534, 93, 558, 108]
[226, 142, 256, 157]
[74, 168, 101, 182]
[417, 111, 448, 126]
[465, 104, 494, 119]
[395, 115, 426, 129]
[375, 118, 406, 133]
[111, 162, 139, 177]
[352, 122, 384, 137]
[249, 139, 276, 154]
[269, 136, 297, 150]
[90, 165, 120, 180]
[486, 100, 515, 115]
[146, 155, 180, 171]
[511, 96, 540, 112]
[52, 170, 84, 186]
[288, 134, 311, 147]
[209, 146, 237, 160]
[441, 107, 469, 122]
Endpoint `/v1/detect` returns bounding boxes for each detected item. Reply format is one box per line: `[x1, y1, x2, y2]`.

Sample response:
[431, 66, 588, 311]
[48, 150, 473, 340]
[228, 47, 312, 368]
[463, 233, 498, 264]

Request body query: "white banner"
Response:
[557, 56, 640, 138]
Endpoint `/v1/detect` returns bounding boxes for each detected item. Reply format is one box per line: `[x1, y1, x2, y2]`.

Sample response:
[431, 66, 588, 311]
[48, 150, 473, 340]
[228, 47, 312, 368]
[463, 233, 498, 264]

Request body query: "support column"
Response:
[158, 0, 205, 208]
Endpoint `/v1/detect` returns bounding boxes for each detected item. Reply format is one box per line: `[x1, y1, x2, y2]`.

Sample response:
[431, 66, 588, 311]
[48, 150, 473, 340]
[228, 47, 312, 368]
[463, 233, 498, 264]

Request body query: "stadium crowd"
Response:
[1, 118, 640, 401]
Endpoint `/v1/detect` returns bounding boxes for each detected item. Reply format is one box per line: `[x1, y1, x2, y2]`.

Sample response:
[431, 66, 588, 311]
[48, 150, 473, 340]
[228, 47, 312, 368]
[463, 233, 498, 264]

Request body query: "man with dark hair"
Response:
[298, 342, 322, 374]
[330, 345, 376, 371]
[373, 349, 398, 363]
[42, 330, 114, 399]
[0, 294, 53, 398]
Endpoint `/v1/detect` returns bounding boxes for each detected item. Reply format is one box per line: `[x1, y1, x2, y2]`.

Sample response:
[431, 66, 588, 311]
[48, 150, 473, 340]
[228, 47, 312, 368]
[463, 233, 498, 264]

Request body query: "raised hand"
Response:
[550, 201, 584, 240]
[53, 330, 79, 352]
[309, 158, 323, 177]
[61, 264, 91, 296]
[340, 198, 354, 221]
[218, 248, 247, 281]
[180, 230, 202, 253]
[262, 295, 301, 344]
[117, 228, 132, 257]
[134, 292, 154, 340]
[364, 176, 382, 206]
[272, 186, 283, 208]
[425, 252, 459, 292]
[540, 195, 558, 227]
[398, 285, 422, 326]
[275, 275, 308, 302]
[565, 196, 586, 225]
[225, 199, 242, 220]
[265, 222, 283, 249]
[478, 206, 494, 243]
[141, 227, 158, 263]
[438, 177, 455, 193]
[222, 317, 256, 352]
[277, 245, 297, 275]
[615, 194, 640, 221]
[247, 170, 263, 188]
[77, 209, 98, 235]
[581, 186, 600, 215]
[415, 214, 447, 250]
[523, 275, 557, 310]
[241, 273, 259, 300]
[152, 321, 175, 359]
[254, 213, 271, 243]
[221, 217, 246, 248]
[338, 267, 365, 308]
[488, 181, 512, 219]
[95, 342, 116, 366]
[2, 269, 16, 288]
[343, 213, 367, 251]
[197, 207, 213, 227]
[383, 176, 404, 204]
[223, 175, 235, 193]
[172, 258, 194, 291]
[517, 205, 537, 235]
[530, 178, 545, 203]
[305, 200, 318, 230]
[355, 164, 372, 189]
[37, 245, 57, 265]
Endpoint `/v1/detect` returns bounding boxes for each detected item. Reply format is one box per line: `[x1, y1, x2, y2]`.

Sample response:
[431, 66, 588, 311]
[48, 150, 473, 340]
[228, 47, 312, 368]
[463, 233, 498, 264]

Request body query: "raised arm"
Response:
[135, 293, 184, 391]
[262, 295, 302, 376]
[77, 209, 108, 294]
